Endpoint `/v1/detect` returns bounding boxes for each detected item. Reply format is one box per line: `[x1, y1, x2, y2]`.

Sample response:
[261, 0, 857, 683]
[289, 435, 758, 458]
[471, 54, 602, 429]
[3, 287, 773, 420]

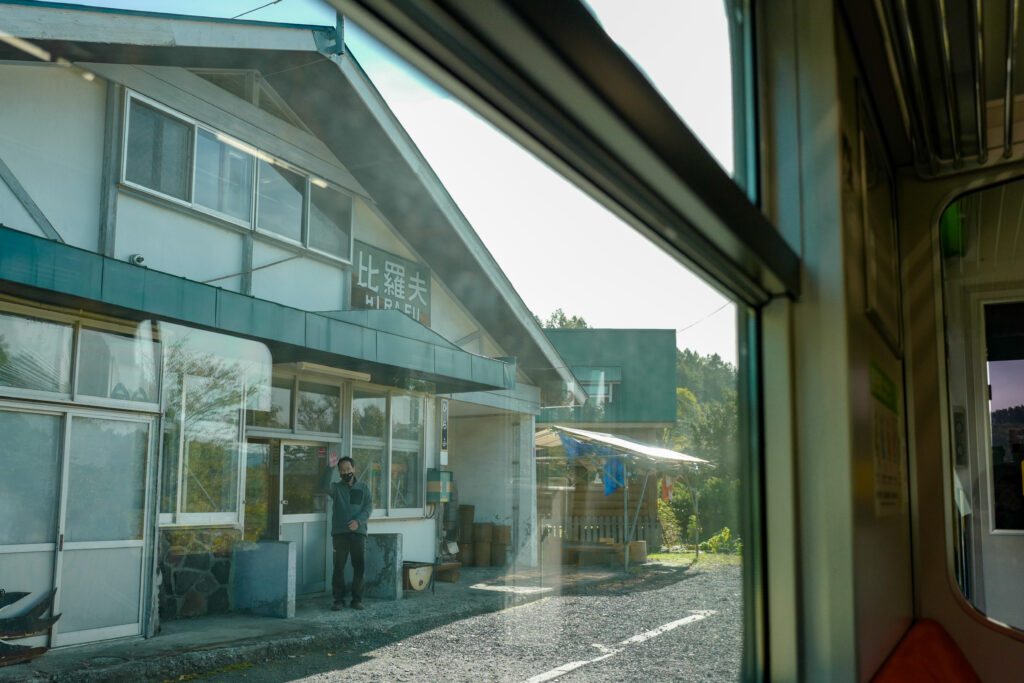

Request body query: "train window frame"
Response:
[331, 1, 786, 678]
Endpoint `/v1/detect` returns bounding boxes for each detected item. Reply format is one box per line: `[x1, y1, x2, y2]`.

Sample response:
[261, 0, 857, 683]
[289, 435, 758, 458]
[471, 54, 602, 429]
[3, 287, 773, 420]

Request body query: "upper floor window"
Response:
[122, 94, 353, 262]
[125, 100, 192, 201]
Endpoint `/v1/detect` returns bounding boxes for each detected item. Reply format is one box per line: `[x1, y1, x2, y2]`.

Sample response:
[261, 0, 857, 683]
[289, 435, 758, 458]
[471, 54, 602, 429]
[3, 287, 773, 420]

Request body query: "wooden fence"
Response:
[541, 515, 662, 547]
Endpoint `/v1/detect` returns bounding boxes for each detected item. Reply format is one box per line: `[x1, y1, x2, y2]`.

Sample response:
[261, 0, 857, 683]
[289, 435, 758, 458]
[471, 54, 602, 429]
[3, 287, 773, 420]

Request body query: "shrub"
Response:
[698, 526, 742, 554]
[657, 498, 681, 547]
[686, 514, 701, 547]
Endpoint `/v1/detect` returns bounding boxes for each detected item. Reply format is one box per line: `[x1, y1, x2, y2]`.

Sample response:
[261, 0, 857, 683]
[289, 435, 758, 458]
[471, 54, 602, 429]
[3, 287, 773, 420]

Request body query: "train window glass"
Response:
[0, 2, 757, 675]
[941, 185, 1024, 631]
[584, 0, 745, 181]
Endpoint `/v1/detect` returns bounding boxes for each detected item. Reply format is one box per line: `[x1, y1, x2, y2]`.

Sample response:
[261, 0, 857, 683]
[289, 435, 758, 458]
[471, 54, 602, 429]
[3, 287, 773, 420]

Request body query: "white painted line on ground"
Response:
[468, 583, 554, 595]
[521, 610, 716, 683]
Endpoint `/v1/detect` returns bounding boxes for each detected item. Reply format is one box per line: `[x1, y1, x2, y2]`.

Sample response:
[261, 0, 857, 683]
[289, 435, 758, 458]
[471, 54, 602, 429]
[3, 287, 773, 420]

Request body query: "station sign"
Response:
[352, 240, 431, 325]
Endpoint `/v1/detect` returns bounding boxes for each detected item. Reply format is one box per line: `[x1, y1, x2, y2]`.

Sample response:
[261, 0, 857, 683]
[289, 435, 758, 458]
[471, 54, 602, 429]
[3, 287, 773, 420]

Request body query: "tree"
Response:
[536, 308, 590, 329]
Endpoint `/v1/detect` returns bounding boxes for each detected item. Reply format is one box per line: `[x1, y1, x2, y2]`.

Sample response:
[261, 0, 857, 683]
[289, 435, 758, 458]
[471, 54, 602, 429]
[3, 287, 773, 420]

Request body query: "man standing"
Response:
[322, 453, 373, 610]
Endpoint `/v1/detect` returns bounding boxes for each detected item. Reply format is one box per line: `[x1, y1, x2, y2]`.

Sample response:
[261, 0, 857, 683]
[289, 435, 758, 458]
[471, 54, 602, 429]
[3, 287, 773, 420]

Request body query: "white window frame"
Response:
[158, 370, 248, 527]
[245, 371, 347, 439]
[121, 91, 355, 265]
[349, 385, 428, 519]
[0, 301, 161, 413]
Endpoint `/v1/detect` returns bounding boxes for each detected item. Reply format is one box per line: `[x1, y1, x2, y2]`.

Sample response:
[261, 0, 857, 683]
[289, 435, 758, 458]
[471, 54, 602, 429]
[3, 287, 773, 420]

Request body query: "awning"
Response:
[535, 425, 708, 467]
[0, 226, 514, 394]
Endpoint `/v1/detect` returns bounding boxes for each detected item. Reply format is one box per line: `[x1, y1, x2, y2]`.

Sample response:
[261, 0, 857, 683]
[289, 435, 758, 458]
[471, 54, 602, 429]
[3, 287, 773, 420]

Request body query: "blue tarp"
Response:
[557, 432, 625, 496]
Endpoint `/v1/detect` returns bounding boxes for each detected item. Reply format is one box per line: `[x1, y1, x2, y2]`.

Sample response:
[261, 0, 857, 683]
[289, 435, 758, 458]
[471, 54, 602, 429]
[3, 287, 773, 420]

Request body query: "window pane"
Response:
[256, 159, 304, 241]
[244, 440, 276, 542]
[0, 311, 73, 394]
[195, 129, 254, 221]
[246, 375, 292, 429]
[182, 373, 241, 513]
[159, 322, 270, 519]
[353, 390, 387, 438]
[77, 327, 159, 403]
[584, 2, 741, 180]
[353, 446, 386, 509]
[282, 444, 327, 515]
[66, 418, 148, 542]
[309, 183, 352, 259]
[0, 410, 61, 545]
[391, 448, 421, 509]
[125, 100, 192, 200]
[296, 380, 340, 433]
[392, 394, 423, 441]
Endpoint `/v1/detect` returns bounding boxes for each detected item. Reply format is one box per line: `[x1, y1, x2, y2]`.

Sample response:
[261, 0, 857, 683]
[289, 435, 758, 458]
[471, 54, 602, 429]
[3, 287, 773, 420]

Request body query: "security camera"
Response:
[128, 254, 145, 266]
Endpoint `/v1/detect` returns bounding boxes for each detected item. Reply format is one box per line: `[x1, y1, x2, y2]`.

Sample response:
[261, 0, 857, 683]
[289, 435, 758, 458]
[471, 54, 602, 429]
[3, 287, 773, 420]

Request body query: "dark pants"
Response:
[331, 532, 365, 603]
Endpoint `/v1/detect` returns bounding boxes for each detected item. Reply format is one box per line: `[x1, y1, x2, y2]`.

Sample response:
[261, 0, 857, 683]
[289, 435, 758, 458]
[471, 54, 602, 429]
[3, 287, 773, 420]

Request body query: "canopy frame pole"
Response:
[628, 470, 652, 551]
[623, 459, 629, 571]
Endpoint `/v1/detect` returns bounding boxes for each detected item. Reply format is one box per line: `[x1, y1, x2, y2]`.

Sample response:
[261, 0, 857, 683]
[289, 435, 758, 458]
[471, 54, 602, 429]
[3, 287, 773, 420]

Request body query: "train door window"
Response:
[984, 302, 1024, 531]
[942, 184, 1024, 631]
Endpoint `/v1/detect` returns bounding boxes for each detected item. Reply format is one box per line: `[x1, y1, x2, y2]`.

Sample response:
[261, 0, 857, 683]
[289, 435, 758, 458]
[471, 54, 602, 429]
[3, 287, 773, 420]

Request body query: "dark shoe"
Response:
[350, 601, 365, 610]
[331, 601, 344, 611]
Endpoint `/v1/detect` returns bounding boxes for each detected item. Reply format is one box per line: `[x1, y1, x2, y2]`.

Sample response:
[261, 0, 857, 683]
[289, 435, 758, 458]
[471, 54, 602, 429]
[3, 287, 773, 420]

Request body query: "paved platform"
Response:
[0, 565, 621, 682]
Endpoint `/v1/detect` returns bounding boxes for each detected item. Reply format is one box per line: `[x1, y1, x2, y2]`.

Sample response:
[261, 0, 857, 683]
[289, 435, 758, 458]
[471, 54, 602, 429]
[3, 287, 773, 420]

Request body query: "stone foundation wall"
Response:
[159, 528, 240, 619]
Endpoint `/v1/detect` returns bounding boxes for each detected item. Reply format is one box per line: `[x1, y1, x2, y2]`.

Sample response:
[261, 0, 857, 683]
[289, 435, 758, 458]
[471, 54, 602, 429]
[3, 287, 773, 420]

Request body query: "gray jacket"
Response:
[321, 468, 373, 536]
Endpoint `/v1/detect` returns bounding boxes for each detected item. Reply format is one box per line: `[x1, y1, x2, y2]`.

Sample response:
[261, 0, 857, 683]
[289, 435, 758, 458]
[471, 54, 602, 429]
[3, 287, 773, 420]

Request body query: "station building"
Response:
[0, 3, 584, 647]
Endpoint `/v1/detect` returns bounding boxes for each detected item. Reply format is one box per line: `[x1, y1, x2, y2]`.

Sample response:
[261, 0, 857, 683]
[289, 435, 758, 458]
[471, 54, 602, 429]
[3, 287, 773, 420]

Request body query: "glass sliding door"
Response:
[52, 415, 152, 646]
[0, 408, 63, 649]
[0, 405, 154, 648]
[279, 442, 332, 595]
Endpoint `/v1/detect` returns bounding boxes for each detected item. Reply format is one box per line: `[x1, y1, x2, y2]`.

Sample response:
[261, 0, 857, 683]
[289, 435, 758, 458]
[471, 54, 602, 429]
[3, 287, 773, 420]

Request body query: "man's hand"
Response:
[347, 520, 359, 531]
[328, 451, 340, 468]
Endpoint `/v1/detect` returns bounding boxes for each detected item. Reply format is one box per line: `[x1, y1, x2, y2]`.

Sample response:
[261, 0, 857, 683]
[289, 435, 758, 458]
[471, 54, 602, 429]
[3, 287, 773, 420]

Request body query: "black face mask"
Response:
[341, 472, 355, 483]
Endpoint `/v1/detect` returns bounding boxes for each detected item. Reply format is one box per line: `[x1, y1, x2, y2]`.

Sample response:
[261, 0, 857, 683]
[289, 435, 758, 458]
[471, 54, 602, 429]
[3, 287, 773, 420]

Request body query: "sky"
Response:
[46, 0, 739, 364]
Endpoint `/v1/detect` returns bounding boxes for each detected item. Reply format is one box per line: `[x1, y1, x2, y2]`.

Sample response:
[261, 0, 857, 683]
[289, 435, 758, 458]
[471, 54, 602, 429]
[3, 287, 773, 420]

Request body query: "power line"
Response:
[232, 0, 282, 20]
[677, 302, 730, 333]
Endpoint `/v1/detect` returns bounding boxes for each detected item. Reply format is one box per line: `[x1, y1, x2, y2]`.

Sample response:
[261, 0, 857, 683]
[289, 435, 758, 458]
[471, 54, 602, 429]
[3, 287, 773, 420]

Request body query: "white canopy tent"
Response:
[535, 426, 709, 569]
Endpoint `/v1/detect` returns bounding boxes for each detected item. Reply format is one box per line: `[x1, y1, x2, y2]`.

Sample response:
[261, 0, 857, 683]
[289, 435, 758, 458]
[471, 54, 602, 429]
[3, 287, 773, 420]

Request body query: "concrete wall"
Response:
[234, 540, 295, 618]
[448, 413, 536, 566]
[337, 532, 403, 600]
[368, 520, 433, 562]
[0, 64, 105, 251]
[116, 194, 244, 291]
[250, 240, 346, 311]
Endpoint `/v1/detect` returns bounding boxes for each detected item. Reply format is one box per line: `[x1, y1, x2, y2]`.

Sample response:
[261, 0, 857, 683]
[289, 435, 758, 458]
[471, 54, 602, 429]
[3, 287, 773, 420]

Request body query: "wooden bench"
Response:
[871, 619, 980, 682]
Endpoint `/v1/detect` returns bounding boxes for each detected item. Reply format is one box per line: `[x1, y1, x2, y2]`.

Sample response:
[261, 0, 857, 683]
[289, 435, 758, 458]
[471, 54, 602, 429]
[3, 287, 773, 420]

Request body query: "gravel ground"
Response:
[199, 563, 743, 682]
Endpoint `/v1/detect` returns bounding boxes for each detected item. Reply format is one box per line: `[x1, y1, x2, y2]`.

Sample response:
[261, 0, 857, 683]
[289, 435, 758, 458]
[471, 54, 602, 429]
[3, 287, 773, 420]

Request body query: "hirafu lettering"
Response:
[364, 294, 422, 320]
[353, 241, 431, 324]
[357, 252, 380, 292]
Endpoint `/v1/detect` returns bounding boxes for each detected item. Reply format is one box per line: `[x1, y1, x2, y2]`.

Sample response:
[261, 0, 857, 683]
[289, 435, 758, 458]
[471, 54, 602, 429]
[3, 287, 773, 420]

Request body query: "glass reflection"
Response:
[0, 311, 73, 394]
